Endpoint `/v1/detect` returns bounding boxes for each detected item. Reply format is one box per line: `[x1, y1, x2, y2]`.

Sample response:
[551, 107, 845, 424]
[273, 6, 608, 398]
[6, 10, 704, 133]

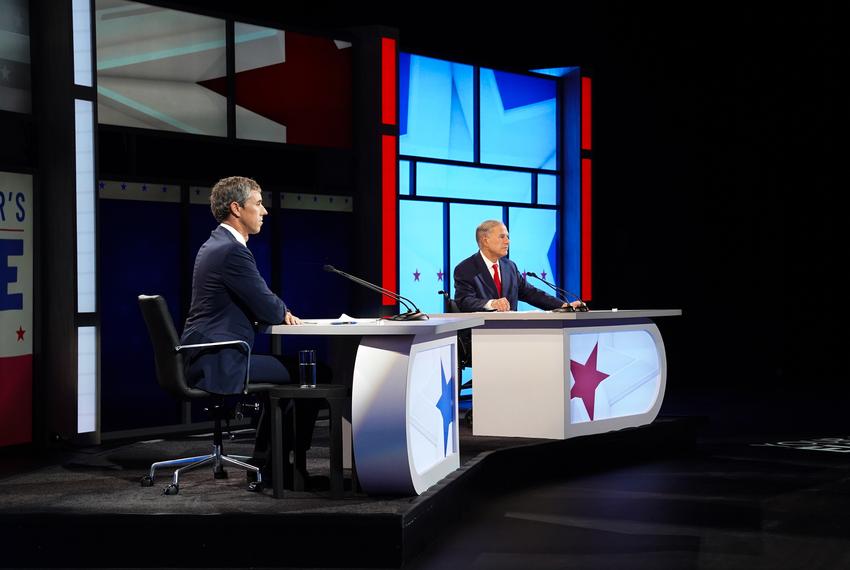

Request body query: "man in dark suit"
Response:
[181, 176, 309, 481]
[181, 176, 300, 394]
[454, 219, 581, 312]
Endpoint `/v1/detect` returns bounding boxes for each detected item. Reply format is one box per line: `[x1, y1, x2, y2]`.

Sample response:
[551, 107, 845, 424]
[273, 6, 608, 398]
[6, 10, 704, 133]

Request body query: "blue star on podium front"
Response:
[435, 362, 455, 456]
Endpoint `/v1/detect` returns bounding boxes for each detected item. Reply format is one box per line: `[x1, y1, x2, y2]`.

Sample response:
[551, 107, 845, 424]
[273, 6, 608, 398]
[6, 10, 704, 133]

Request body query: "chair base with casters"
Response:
[140, 401, 265, 495]
[267, 384, 351, 499]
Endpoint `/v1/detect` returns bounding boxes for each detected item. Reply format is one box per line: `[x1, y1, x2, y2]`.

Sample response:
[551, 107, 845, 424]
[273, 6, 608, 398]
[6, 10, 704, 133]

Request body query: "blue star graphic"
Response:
[435, 362, 455, 456]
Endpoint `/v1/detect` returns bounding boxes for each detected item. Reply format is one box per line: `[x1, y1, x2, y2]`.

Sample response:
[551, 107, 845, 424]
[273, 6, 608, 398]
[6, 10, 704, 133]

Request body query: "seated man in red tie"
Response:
[453, 219, 581, 312]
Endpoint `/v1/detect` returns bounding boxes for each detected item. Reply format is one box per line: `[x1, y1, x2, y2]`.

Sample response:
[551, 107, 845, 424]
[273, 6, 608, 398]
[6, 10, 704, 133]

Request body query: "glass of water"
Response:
[299, 349, 317, 388]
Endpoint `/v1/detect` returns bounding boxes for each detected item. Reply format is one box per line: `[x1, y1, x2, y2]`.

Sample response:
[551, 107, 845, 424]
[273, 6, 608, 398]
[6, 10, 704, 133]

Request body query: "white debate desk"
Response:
[265, 317, 484, 495]
[433, 309, 682, 440]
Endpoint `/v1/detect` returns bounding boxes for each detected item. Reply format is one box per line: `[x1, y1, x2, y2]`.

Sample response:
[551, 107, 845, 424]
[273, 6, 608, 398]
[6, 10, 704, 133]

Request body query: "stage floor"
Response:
[0, 417, 698, 567]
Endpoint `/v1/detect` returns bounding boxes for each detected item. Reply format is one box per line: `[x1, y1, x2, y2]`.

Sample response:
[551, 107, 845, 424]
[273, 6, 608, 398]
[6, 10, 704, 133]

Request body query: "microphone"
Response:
[323, 265, 429, 321]
[525, 272, 589, 312]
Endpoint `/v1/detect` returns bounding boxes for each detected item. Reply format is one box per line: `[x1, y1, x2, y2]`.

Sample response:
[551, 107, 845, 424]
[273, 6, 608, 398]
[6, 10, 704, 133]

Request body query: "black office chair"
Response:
[138, 294, 278, 495]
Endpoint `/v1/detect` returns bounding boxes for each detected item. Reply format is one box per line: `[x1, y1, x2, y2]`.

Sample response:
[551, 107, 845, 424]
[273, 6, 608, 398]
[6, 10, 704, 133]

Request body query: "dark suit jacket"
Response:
[453, 252, 564, 312]
[180, 225, 286, 394]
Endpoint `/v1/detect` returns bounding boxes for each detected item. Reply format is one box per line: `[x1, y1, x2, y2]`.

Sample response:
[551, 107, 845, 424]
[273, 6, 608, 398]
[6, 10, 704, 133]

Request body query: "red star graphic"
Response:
[16, 326, 25, 342]
[570, 343, 609, 420]
[437, 270, 444, 281]
[198, 32, 352, 148]
[413, 269, 421, 282]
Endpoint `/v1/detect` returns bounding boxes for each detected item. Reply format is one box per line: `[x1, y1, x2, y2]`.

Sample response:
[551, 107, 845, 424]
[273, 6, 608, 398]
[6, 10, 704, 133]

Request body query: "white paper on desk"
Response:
[336, 314, 382, 323]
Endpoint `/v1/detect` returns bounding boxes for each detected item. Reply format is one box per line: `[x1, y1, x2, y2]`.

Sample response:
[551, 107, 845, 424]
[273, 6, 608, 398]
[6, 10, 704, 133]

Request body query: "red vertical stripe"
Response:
[382, 135, 398, 305]
[581, 159, 592, 300]
[381, 38, 397, 126]
[581, 76, 592, 150]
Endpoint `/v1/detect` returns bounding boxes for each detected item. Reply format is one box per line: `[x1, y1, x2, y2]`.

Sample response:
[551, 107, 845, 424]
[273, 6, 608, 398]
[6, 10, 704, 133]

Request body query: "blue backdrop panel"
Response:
[507, 207, 558, 311]
[538, 174, 558, 205]
[400, 53, 474, 162]
[449, 203, 503, 298]
[480, 68, 557, 169]
[277, 208, 354, 358]
[399, 160, 411, 195]
[399, 200, 444, 314]
[100, 198, 182, 432]
[417, 162, 531, 203]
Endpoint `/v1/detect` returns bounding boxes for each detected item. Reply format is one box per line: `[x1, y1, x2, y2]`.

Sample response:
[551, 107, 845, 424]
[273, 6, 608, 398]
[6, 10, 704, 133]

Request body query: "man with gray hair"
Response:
[453, 219, 580, 312]
[181, 176, 300, 395]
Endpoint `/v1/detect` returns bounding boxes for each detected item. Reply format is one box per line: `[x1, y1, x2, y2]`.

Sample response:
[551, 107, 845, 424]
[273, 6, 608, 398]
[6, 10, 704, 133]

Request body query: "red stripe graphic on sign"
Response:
[0, 354, 32, 447]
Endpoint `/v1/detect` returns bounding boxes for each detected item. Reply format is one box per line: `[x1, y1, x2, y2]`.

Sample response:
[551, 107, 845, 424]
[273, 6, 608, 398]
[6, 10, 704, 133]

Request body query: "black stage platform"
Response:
[0, 417, 698, 568]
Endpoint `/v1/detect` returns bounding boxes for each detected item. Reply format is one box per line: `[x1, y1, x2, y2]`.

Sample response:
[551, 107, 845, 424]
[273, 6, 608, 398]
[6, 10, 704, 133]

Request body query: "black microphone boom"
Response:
[323, 265, 429, 321]
[525, 272, 589, 312]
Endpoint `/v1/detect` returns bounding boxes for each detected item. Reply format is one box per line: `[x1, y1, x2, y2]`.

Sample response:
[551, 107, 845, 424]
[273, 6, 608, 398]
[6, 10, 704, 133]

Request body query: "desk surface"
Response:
[429, 309, 682, 321]
[264, 316, 485, 336]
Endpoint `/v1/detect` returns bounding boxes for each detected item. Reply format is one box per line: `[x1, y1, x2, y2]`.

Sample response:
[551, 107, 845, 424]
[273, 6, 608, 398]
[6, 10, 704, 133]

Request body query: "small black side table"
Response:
[267, 384, 350, 499]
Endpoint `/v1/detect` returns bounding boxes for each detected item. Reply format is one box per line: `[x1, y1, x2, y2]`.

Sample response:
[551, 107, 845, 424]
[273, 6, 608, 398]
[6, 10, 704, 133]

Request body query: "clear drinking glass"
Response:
[299, 349, 317, 388]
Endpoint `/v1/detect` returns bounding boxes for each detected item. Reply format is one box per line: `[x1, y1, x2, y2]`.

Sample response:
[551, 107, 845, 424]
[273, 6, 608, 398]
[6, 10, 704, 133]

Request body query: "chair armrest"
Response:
[175, 340, 254, 394]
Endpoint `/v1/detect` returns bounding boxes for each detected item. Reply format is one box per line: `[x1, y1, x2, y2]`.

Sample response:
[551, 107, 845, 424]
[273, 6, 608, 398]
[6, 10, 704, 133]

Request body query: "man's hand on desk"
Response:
[284, 311, 302, 325]
[489, 298, 511, 312]
[563, 301, 585, 309]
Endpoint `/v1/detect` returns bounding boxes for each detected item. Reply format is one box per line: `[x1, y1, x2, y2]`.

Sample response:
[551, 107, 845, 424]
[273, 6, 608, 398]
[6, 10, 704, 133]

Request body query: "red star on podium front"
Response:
[570, 343, 609, 420]
[16, 326, 25, 342]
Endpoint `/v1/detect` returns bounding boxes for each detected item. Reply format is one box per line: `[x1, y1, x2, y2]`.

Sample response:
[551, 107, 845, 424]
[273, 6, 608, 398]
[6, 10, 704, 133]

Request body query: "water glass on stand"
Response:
[299, 349, 317, 388]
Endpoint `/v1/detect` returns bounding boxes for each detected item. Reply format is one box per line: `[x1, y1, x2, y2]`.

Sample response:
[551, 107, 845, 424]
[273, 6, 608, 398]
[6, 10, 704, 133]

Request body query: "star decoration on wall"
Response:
[570, 343, 609, 420]
[541, 270, 547, 280]
[437, 270, 444, 281]
[413, 269, 420, 281]
[16, 326, 25, 342]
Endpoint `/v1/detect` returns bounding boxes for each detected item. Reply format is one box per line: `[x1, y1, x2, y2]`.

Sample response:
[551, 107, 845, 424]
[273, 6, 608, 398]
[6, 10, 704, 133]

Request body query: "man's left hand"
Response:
[284, 311, 302, 325]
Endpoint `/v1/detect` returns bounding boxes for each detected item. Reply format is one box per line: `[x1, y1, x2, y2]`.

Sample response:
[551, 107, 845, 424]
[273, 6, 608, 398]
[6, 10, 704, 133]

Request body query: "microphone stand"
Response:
[324, 265, 429, 321]
[525, 272, 589, 312]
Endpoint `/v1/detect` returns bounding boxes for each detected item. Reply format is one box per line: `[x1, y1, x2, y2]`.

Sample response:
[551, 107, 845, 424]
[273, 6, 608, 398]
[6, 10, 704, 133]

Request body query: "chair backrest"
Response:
[138, 294, 203, 400]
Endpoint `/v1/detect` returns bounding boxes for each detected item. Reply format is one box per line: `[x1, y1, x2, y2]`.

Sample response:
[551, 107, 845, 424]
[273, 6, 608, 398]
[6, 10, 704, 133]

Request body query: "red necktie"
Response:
[492, 263, 502, 297]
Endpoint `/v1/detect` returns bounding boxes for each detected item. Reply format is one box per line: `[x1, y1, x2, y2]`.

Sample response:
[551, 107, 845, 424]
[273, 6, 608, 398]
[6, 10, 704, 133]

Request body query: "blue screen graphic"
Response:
[400, 54, 474, 162]
[480, 68, 557, 169]
[400, 200, 445, 314]
[449, 203, 503, 298]
[399, 160, 410, 195]
[399, 52, 572, 314]
[417, 163, 531, 203]
[538, 174, 558, 205]
[508, 207, 558, 311]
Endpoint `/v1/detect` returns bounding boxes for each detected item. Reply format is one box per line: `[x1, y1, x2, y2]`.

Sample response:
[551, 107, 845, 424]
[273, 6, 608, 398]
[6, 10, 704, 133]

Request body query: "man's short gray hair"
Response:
[476, 219, 504, 246]
[210, 176, 260, 223]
